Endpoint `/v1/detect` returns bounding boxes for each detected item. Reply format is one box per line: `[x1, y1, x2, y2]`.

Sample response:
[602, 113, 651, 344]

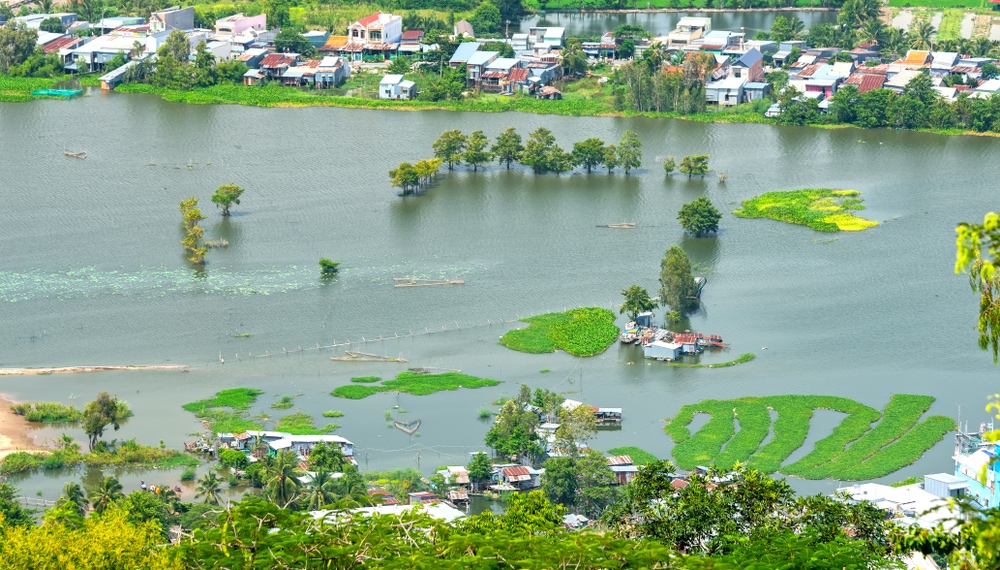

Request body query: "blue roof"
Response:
[449, 42, 480, 64]
[467, 51, 498, 66]
[734, 48, 763, 68]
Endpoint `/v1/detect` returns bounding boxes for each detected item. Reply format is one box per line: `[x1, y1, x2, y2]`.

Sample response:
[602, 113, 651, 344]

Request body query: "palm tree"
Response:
[59, 482, 89, 517]
[911, 22, 935, 51]
[860, 20, 884, 46]
[302, 470, 340, 510]
[264, 450, 302, 509]
[88, 476, 123, 515]
[789, 17, 805, 41]
[195, 472, 224, 505]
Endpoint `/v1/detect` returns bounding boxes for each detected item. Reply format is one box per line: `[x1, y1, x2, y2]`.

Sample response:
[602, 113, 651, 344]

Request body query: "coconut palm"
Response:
[860, 20, 884, 46]
[195, 472, 224, 505]
[911, 22, 935, 51]
[88, 476, 124, 515]
[302, 469, 340, 510]
[788, 17, 805, 41]
[59, 482, 89, 517]
[264, 450, 302, 509]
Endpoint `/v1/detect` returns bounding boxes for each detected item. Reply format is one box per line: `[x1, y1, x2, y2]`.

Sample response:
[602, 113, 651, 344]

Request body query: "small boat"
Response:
[598, 222, 636, 229]
[394, 419, 420, 435]
[64, 150, 87, 159]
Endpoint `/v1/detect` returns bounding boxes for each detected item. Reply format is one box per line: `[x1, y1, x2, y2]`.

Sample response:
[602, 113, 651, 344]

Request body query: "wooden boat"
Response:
[598, 222, 636, 229]
[64, 150, 87, 159]
[393, 278, 464, 288]
[394, 419, 420, 435]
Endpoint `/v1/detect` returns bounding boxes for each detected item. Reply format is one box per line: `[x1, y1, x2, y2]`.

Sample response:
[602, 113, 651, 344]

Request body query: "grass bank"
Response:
[331, 371, 500, 399]
[733, 189, 879, 232]
[500, 307, 619, 357]
[0, 439, 197, 475]
[665, 394, 955, 480]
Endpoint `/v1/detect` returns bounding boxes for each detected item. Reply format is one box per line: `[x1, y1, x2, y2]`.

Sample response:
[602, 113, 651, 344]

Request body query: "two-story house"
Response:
[338, 11, 402, 61]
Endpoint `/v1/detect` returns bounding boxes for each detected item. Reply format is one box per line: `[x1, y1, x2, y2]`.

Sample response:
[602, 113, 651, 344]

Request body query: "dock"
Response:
[393, 278, 464, 288]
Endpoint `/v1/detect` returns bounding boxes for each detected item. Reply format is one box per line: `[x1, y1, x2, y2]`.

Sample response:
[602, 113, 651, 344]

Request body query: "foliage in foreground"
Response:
[331, 371, 499, 399]
[955, 211, 1000, 362]
[664, 394, 955, 480]
[500, 307, 619, 356]
[734, 189, 878, 232]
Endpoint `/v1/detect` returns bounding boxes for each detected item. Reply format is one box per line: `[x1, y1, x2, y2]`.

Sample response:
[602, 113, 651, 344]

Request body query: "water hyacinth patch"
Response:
[665, 394, 954, 481]
[733, 189, 878, 232]
[500, 308, 619, 357]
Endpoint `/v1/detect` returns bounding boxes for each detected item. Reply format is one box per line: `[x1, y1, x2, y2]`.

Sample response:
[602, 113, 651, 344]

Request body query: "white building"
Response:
[379, 74, 416, 100]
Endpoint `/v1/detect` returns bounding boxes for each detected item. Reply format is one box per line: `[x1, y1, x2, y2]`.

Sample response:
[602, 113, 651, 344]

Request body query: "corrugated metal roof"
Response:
[670, 478, 689, 489]
[260, 53, 292, 67]
[401, 30, 423, 41]
[857, 74, 886, 93]
[43, 36, 82, 53]
[508, 68, 529, 82]
[607, 455, 633, 466]
[502, 466, 532, 481]
[903, 50, 930, 66]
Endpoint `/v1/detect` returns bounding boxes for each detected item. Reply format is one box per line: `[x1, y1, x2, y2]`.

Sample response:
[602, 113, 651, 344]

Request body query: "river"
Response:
[518, 10, 839, 36]
[0, 88, 995, 502]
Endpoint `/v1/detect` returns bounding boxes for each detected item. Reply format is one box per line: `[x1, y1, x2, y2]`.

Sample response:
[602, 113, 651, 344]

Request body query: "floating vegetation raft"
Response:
[664, 394, 955, 481]
[733, 189, 878, 232]
[500, 308, 619, 357]
[182, 388, 264, 433]
[331, 371, 499, 400]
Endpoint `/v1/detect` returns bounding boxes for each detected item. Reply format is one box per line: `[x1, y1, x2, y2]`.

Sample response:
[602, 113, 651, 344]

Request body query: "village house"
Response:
[150, 6, 194, 33]
[214, 13, 267, 38]
[480, 58, 521, 94]
[466, 50, 499, 87]
[954, 428, 1000, 508]
[12, 12, 77, 29]
[258, 53, 298, 80]
[667, 17, 711, 47]
[379, 74, 417, 99]
[449, 42, 480, 68]
[454, 19, 474, 39]
[607, 455, 639, 485]
[219, 430, 356, 464]
[527, 26, 566, 49]
[492, 464, 543, 491]
[835, 474, 967, 530]
[338, 11, 402, 61]
[772, 40, 806, 67]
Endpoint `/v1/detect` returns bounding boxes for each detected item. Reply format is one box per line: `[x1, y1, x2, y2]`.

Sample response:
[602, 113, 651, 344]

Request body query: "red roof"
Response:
[508, 68, 529, 82]
[673, 333, 701, 345]
[260, 53, 292, 68]
[502, 466, 531, 477]
[401, 30, 423, 41]
[670, 479, 689, 490]
[42, 36, 82, 54]
[857, 74, 886, 93]
[797, 64, 820, 78]
[357, 11, 383, 28]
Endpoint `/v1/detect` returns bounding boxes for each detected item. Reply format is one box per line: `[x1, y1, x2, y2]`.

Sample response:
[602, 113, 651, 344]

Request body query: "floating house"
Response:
[643, 340, 682, 361]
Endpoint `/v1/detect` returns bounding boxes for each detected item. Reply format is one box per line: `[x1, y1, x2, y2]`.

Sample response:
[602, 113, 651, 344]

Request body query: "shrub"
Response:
[219, 449, 249, 470]
[322, 410, 344, 418]
[0, 452, 44, 475]
[9, 401, 82, 423]
[271, 395, 294, 410]
[180, 467, 197, 481]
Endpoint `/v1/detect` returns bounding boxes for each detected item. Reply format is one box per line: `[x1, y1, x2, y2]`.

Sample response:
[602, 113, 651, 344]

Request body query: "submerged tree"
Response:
[82, 392, 127, 451]
[678, 196, 722, 237]
[463, 130, 493, 172]
[433, 129, 467, 170]
[491, 128, 524, 169]
[620, 285, 656, 321]
[210, 183, 245, 216]
[571, 138, 607, 173]
[319, 258, 340, 277]
[659, 246, 700, 316]
[679, 154, 710, 178]
[521, 127, 561, 174]
[616, 130, 643, 174]
[179, 197, 207, 265]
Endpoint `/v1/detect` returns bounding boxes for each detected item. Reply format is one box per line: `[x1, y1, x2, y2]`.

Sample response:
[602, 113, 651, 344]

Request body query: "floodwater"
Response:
[519, 10, 839, 37]
[0, 88, 996, 501]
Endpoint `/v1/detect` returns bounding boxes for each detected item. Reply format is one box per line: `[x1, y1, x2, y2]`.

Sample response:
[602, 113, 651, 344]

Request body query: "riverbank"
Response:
[0, 396, 49, 460]
[0, 365, 190, 376]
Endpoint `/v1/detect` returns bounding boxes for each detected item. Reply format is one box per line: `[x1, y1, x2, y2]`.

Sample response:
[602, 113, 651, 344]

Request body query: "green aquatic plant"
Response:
[606, 446, 659, 466]
[733, 189, 878, 232]
[271, 396, 294, 410]
[350, 376, 381, 384]
[665, 394, 954, 481]
[333, 372, 500, 400]
[9, 402, 81, 423]
[500, 308, 619, 356]
[182, 388, 265, 432]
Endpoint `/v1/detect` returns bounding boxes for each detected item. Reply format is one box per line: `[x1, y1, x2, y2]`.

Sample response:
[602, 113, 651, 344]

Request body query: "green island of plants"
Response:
[332, 371, 499, 400]
[9, 401, 81, 423]
[607, 446, 659, 466]
[182, 388, 265, 433]
[350, 376, 381, 383]
[666, 353, 756, 368]
[733, 189, 879, 232]
[664, 394, 955, 481]
[274, 412, 337, 435]
[500, 307, 619, 357]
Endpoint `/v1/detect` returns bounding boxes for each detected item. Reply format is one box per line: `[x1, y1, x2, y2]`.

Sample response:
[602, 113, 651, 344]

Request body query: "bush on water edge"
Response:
[322, 410, 344, 418]
[606, 446, 659, 466]
[0, 440, 196, 475]
[271, 395, 295, 410]
[666, 353, 756, 368]
[9, 402, 81, 423]
[332, 371, 500, 399]
[182, 388, 264, 413]
[500, 308, 619, 357]
[733, 189, 878, 232]
[664, 394, 955, 480]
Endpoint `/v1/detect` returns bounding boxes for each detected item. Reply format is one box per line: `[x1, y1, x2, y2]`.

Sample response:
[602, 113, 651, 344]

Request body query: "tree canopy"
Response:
[491, 128, 524, 169]
[433, 130, 467, 170]
[678, 197, 722, 237]
[210, 184, 244, 216]
[81, 392, 127, 450]
[620, 284, 655, 321]
[463, 130, 493, 171]
[659, 246, 699, 316]
[617, 131, 643, 174]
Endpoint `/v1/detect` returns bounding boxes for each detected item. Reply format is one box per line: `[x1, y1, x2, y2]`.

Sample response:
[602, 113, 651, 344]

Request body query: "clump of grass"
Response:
[733, 189, 878, 232]
[500, 308, 619, 356]
[234, 333, 252, 338]
[182, 388, 265, 432]
[540, 369, 551, 373]
[333, 385, 389, 400]
[10, 402, 82, 423]
[478, 407, 493, 420]
[666, 353, 756, 368]
[275, 412, 334, 435]
[322, 410, 344, 418]
[351, 376, 381, 383]
[180, 467, 197, 481]
[665, 394, 955, 481]
[381, 371, 500, 396]
[607, 446, 658, 466]
[271, 395, 295, 410]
